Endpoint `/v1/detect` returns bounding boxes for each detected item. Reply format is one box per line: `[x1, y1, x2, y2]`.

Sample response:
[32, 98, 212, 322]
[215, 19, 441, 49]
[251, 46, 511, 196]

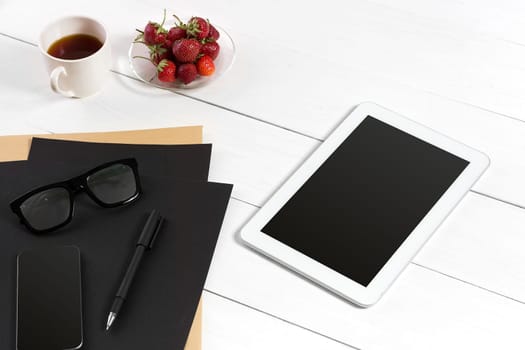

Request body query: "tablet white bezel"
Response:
[240, 102, 489, 307]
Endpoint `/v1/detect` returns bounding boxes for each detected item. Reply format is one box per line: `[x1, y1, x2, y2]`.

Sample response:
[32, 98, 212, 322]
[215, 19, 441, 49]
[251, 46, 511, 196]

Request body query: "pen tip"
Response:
[106, 312, 116, 331]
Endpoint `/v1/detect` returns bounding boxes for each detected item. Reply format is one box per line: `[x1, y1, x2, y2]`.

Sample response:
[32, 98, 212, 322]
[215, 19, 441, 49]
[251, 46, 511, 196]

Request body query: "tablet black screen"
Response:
[262, 116, 469, 287]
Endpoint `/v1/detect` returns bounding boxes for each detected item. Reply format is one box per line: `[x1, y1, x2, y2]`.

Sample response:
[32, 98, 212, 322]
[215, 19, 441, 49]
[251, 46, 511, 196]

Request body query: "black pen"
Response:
[106, 209, 164, 331]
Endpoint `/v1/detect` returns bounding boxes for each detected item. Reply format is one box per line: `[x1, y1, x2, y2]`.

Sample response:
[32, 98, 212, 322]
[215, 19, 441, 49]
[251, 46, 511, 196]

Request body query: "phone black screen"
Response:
[17, 246, 82, 350]
[262, 116, 469, 287]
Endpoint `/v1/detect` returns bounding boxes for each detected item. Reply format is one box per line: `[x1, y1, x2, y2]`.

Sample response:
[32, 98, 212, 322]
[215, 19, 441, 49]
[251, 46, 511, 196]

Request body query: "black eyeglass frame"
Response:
[10, 158, 141, 234]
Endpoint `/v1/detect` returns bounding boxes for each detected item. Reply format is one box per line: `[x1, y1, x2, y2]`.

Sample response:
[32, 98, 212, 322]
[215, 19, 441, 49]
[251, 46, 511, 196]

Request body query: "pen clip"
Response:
[147, 216, 164, 249]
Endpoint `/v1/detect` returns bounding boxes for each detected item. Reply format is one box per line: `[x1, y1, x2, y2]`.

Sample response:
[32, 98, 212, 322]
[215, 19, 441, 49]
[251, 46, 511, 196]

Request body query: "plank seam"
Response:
[0, 32, 36, 46]
[470, 189, 525, 211]
[109, 69, 324, 141]
[229, 197, 524, 305]
[411, 262, 525, 305]
[203, 288, 361, 350]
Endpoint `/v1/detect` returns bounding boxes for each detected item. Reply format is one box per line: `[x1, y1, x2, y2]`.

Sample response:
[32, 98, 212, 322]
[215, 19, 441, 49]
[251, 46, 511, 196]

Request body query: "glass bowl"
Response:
[128, 21, 235, 90]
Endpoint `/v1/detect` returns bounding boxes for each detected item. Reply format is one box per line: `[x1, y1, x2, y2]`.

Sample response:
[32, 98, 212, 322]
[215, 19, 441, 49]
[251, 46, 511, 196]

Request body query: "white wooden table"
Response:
[2, 1, 525, 349]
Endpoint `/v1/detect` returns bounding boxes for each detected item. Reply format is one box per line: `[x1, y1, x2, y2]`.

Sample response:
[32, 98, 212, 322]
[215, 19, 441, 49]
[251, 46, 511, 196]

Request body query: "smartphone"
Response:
[17, 246, 83, 350]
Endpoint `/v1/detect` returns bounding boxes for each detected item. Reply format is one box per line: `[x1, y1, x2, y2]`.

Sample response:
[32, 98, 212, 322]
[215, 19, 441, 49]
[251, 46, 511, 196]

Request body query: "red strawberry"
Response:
[177, 63, 198, 84]
[155, 32, 167, 45]
[168, 26, 186, 41]
[148, 39, 173, 65]
[136, 10, 168, 45]
[142, 22, 159, 45]
[172, 38, 201, 63]
[161, 39, 174, 60]
[200, 41, 220, 60]
[187, 17, 209, 40]
[162, 39, 173, 52]
[207, 24, 220, 41]
[157, 59, 176, 82]
[150, 49, 169, 65]
[196, 55, 215, 76]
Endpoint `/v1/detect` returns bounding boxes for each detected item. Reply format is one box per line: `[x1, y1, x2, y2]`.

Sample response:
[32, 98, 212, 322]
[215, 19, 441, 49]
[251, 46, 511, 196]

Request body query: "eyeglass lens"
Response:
[20, 187, 71, 231]
[86, 163, 137, 205]
[19, 162, 138, 231]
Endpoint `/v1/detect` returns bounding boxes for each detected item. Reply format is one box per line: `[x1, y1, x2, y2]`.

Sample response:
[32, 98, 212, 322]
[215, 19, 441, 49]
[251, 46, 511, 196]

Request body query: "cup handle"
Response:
[50, 66, 75, 97]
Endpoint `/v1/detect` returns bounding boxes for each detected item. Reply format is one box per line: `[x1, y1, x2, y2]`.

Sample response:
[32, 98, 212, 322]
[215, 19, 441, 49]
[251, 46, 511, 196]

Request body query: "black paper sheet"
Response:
[0, 142, 232, 350]
[28, 138, 213, 179]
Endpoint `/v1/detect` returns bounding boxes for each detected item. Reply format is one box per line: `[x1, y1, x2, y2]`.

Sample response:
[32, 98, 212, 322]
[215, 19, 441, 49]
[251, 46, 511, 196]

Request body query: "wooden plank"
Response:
[206, 199, 525, 349]
[414, 191, 525, 303]
[185, 0, 525, 123]
[1, 0, 524, 123]
[202, 291, 355, 349]
[363, 0, 525, 45]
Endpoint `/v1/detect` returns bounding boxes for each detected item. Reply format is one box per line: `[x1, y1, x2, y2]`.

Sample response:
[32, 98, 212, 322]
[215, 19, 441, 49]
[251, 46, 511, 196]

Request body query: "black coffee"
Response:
[47, 34, 103, 60]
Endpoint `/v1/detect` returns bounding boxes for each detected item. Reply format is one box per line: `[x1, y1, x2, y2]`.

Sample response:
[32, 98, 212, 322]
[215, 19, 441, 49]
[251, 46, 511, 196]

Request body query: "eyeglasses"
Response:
[10, 158, 141, 234]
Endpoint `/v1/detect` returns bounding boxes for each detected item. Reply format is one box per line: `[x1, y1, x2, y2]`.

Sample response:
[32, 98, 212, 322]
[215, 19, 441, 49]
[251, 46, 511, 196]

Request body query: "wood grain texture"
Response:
[207, 198, 525, 349]
[202, 291, 355, 349]
[364, 0, 525, 47]
[414, 191, 525, 302]
[2, 0, 525, 132]
[2, 1, 525, 348]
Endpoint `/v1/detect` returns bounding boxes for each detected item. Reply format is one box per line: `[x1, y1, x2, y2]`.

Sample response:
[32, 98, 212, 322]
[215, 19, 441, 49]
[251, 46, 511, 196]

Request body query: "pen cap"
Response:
[148, 217, 163, 249]
[137, 210, 163, 249]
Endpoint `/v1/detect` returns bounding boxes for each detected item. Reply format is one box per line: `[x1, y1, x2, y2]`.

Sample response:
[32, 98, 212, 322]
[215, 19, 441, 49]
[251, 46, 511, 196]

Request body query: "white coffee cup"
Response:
[38, 16, 112, 98]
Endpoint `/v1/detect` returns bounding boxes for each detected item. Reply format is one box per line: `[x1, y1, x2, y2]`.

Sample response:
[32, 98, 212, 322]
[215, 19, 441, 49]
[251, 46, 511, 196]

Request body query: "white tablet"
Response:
[240, 102, 489, 307]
